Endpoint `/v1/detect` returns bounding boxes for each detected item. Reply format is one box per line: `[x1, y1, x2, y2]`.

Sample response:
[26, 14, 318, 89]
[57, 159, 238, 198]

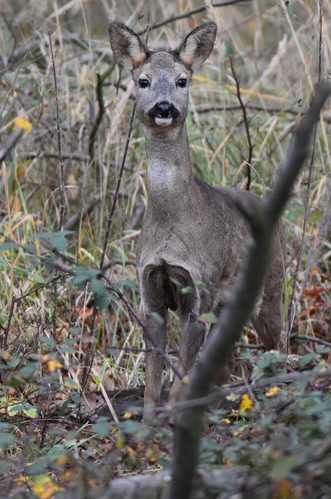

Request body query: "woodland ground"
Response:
[1, 0, 331, 498]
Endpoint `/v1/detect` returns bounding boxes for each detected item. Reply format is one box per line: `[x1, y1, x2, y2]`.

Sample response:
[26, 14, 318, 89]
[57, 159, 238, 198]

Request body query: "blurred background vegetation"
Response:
[1, 0, 331, 496]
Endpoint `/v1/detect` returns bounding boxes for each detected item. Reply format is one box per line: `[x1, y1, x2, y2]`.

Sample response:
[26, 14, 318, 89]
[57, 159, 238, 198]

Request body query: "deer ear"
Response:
[176, 21, 217, 71]
[108, 22, 149, 69]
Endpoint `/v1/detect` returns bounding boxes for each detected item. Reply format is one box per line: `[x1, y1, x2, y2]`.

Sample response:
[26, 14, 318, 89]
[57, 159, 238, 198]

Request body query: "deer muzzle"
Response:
[148, 101, 180, 127]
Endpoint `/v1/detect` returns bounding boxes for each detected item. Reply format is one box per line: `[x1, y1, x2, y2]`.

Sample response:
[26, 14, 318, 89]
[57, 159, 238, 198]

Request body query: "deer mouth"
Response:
[148, 101, 180, 127]
[155, 117, 173, 127]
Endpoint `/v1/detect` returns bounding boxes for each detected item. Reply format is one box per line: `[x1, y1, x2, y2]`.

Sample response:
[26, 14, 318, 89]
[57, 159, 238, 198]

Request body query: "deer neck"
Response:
[144, 123, 194, 204]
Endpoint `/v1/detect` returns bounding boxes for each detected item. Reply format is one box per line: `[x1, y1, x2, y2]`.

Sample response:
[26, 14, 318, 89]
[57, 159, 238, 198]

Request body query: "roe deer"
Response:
[108, 21, 285, 414]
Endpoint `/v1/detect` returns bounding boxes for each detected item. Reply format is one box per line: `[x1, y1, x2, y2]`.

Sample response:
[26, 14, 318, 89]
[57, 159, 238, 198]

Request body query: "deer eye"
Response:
[177, 78, 187, 88]
[138, 79, 150, 88]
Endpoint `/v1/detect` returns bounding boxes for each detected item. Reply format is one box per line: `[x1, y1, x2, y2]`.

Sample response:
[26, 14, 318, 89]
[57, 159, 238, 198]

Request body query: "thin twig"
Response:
[196, 103, 299, 115]
[290, 333, 331, 348]
[100, 101, 136, 270]
[229, 56, 253, 190]
[23, 151, 89, 161]
[48, 30, 66, 231]
[88, 73, 106, 170]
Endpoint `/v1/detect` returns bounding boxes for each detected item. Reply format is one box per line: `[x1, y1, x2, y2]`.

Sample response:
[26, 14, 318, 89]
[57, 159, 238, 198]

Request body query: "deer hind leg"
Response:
[252, 231, 285, 350]
[251, 290, 283, 350]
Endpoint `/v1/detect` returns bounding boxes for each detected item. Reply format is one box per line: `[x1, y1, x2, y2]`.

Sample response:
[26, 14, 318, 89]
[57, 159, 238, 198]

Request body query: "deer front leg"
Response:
[169, 310, 207, 402]
[143, 305, 167, 417]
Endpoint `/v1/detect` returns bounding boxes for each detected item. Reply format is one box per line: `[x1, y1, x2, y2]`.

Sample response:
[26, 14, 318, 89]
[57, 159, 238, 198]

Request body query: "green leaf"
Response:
[46, 444, 68, 461]
[92, 421, 112, 438]
[8, 403, 37, 417]
[29, 231, 73, 251]
[270, 456, 296, 480]
[198, 312, 218, 323]
[51, 235, 69, 251]
[91, 279, 109, 309]
[0, 242, 18, 251]
[40, 336, 56, 347]
[68, 327, 81, 336]
[151, 312, 164, 325]
[23, 407, 38, 418]
[29, 232, 54, 239]
[90, 278, 106, 295]
[298, 354, 315, 367]
[118, 279, 137, 291]
[71, 267, 101, 286]
[0, 433, 17, 449]
[95, 294, 109, 309]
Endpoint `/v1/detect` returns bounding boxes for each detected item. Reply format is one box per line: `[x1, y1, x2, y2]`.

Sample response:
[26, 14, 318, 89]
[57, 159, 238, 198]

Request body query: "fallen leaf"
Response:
[265, 386, 281, 397]
[239, 394, 254, 411]
[13, 116, 32, 134]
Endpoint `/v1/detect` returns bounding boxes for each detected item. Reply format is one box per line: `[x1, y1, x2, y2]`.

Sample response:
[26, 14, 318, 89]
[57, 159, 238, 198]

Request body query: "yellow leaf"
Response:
[265, 386, 281, 397]
[272, 478, 294, 499]
[47, 359, 63, 372]
[123, 412, 133, 419]
[239, 394, 254, 411]
[146, 446, 159, 464]
[56, 454, 69, 466]
[10, 196, 22, 214]
[221, 418, 231, 424]
[15, 475, 29, 485]
[13, 116, 32, 134]
[16, 159, 29, 180]
[64, 378, 78, 389]
[233, 425, 246, 437]
[116, 433, 125, 449]
[32, 475, 63, 499]
[319, 360, 328, 372]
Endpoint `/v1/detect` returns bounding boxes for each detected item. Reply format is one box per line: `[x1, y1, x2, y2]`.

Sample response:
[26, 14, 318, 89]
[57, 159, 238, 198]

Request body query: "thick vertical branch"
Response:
[169, 82, 331, 499]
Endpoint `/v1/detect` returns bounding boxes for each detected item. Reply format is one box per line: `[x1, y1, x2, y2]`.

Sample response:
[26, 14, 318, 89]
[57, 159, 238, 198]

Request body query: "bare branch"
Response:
[99, 102, 136, 271]
[0, 128, 24, 162]
[48, 30, 66, 232]
[169, 81, 331, 499]
[229, 56, 253, 190]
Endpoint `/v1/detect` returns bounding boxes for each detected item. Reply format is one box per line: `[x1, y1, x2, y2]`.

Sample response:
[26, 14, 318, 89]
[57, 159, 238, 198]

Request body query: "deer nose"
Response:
[156, 102, 174, 118]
